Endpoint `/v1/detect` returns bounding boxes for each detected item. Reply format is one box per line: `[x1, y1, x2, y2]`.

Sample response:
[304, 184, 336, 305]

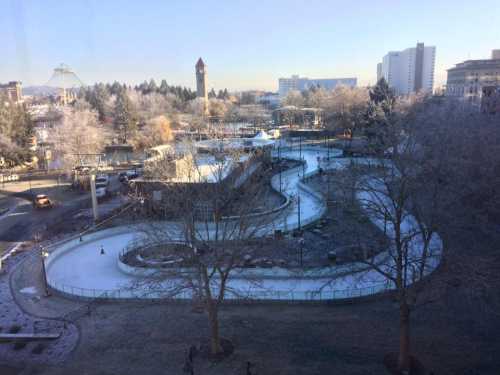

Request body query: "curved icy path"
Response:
[45, 147, 442, 300]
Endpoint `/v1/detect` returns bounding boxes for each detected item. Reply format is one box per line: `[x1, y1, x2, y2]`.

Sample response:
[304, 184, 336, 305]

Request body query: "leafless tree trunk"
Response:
[129, 140, 278, 356]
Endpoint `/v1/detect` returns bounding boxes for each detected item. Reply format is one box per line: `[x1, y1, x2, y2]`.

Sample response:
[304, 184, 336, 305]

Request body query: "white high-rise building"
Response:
[378, 43, 436, 95]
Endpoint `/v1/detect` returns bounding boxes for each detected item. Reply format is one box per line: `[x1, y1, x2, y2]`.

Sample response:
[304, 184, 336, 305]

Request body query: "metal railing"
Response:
[46, 275, 392, 302]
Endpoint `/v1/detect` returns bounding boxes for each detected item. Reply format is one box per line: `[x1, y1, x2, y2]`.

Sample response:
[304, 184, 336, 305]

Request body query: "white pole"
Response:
[90, 173, 99, 221]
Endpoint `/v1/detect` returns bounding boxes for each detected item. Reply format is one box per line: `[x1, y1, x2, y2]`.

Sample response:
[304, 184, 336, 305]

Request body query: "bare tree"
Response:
[129, 141, 278, 355]
[335, 99, 449, 370]
[348, 152, 441, 370]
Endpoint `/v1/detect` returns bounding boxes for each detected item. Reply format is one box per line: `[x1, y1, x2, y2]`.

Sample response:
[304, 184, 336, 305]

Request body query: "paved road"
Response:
[0, 174, 122, 253]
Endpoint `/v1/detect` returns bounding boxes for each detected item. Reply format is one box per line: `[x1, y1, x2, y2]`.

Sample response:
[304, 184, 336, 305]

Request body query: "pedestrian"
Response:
[188, 345, 197, 363]
[100, 245, 105, 255]
[183, 349, 194, 375]
[246, 361, 253, 375]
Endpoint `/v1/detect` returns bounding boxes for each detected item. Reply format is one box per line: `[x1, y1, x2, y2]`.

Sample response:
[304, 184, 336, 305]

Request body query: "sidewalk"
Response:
[0, 247, 79, 366]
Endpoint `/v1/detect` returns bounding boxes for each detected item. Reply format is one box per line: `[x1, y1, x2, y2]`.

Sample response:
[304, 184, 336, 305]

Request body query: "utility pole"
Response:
[297, 193, 301, 231]
[299, 135, 302, 159]
[28, 173, 33, 202]
[327, 171, 331, 203]
[90, 173, 99, 222]
[279, 167, 282, 193]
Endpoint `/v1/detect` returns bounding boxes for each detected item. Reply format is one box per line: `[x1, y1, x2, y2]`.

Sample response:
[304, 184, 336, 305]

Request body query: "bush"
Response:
[13, 342, 27, 351]
[8, 325, 21, 334]
[32, 343, 46, 354]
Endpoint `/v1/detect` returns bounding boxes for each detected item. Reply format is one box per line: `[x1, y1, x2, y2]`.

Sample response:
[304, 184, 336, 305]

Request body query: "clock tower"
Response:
[195, 58, 208, 114]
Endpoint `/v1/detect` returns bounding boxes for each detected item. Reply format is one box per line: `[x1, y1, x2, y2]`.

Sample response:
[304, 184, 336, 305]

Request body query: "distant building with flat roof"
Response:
[278, 75, 357, 97]
[481, 86, 500, 114]
[446, 49, 500, 107]
[0, 81, 22, 103]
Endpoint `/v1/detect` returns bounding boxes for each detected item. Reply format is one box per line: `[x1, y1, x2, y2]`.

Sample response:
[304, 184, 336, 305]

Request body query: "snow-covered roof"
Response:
[254, 131, 271, 140]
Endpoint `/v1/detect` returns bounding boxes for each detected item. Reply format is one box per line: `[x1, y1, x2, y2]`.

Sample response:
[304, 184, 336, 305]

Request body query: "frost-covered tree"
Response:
[113, 89, 137, 143]
[0, 95, 33, 166]
[52, 107, 105, 171]
[282, 90, 305, 107]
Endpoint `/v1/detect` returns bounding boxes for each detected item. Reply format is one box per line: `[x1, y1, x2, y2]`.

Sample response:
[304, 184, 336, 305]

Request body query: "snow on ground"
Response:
[20, 286, 38, 295]
[0, 252, 78, 365]
[45, 147, 442, 300]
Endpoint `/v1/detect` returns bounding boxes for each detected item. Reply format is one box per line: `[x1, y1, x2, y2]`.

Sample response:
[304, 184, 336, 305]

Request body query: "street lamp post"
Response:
[28, 174, 33, 200]
[278, 145, 282, 192]
[298, 237, 305, 267]
[40, 247, 50, 297]
[297, 192, 301, 231]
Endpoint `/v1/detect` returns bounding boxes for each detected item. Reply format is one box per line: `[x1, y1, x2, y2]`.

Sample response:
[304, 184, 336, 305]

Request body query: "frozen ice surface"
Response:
[46, 147, 442, 300]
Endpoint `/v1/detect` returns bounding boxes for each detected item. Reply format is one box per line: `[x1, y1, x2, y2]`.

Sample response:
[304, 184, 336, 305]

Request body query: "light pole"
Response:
[299, 135, 302, 159]
[278, 145, 282, 192]
[297, 192, 301, 231]
[40, 247, 50, 297]
[28, 174, 33, 200]
[298, 237, 305, 267]
[90, 173, 99, 222]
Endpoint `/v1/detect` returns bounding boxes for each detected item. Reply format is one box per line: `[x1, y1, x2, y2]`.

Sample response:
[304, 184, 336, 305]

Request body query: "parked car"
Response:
[2, 174, 20, 182]
[118, 172, 128, 183]
[119, 170, 139, 183]
[96, 174, 110, 186]
[95, 185, 107, 200]
[74, 166, 92, 174]
[34, 194, 53, 209]
[126, 170, 140, 179]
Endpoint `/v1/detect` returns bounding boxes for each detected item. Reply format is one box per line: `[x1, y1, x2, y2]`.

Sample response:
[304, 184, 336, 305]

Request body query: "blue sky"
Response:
[1, 0, 499, 91]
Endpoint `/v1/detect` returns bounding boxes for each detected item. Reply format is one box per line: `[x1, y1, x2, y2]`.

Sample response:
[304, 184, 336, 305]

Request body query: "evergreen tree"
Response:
[110, 81, 123, 96]
[113, 90, 137, 143]
[209, 88, 217, 99]
[159, 79, 169, 95]
[364, 78, 397, 151]
[0, 96, 33, 165]
[148, 79, 158, 94]
[138, 81, 148, 95]
[85, 83, 109, 122]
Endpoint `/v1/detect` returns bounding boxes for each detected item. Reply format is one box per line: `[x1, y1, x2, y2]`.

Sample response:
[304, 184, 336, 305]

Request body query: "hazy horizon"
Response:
[2, 0, 499, 91]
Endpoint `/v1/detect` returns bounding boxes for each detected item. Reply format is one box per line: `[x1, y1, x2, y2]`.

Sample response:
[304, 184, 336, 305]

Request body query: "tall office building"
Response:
[278, 75, 357, 97]
[378, 43, 436, 95]
[376, 63, 383, 82]
[195, 58, 208, 114]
